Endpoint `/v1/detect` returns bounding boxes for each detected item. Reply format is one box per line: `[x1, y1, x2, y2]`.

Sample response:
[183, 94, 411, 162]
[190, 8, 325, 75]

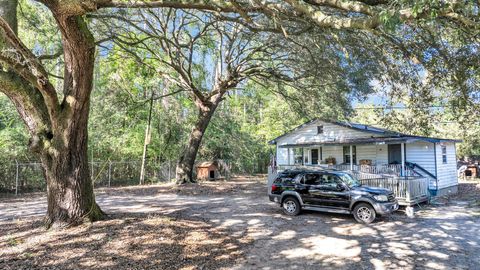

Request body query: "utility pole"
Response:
[140, 91, 155, 185]
[15, 160, 19, 196]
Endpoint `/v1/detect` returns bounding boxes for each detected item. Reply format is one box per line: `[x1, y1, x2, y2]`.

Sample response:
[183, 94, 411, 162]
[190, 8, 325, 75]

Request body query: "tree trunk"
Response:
[42, 122, 103, 228]
[0, 2, 104, 228]
[41, 12, 105, 228]
[176, 95, 223, 184]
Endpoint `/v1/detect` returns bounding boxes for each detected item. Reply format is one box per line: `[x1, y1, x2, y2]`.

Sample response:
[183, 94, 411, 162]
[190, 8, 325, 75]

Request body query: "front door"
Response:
[311, 149, 319, 165]
[388, 144, 402, 164]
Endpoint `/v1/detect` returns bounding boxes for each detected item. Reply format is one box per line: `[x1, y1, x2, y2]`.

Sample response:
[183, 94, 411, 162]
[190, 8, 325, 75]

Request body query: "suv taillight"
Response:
[271, 184, 278, 192]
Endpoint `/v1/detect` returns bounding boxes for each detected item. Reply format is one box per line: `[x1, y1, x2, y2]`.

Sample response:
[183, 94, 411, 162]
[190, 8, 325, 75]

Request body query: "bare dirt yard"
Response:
[1, 176, 479, 270]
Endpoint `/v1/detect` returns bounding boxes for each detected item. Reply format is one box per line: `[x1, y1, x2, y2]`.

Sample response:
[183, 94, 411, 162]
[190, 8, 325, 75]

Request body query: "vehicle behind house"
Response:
[268, 169, 399, 224]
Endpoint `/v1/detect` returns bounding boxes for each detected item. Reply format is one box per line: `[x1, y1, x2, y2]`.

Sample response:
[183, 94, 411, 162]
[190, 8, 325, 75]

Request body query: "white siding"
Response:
[276, 146, 289, 165]
[277, 120, 380, 146]
[275, 119, 393, 166]
[375, 145, 389, 165]
[436, 142, 458, 189]
[278, 144, 391, 165]
[356, 144, 376, 162]
[323, 146, 343, 164]
[354, 144, 389, 165]
[405, 142, 436, 176]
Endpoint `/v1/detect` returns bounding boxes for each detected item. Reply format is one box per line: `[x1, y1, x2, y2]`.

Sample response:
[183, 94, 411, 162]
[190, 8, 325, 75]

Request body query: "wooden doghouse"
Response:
[465, 165, 478, 178]
[196, 161, 219, 180]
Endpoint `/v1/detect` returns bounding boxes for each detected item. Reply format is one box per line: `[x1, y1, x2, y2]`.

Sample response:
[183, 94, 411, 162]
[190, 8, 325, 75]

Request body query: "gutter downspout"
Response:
[433, 142, 439, 194]
[401, 143, 405, 177]
[350, 145, 353, 171]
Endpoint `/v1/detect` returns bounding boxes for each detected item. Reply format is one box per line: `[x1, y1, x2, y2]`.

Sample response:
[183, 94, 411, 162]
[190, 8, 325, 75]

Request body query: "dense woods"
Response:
[0, 0, 478, 227]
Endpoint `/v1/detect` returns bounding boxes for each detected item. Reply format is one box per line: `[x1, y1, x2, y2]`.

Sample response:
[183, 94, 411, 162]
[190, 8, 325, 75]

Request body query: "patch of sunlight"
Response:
[467, 241, 478, 246]
[272, 230, 296, 240]
[332, 224, 377, 236]
[247, 219, 261, 225]
[90, 233, 106, 240]
[425, 261, 446, 269]
[370, 258, 386, 270]
[439, 223, 458, 231]
[386, 242, 416, 256]
[423, 250, 449, 260]
[234, 213, 271, 217]
[441, 240, 460, 251]
[220, 219, 244, 227]
[280, 236, 360, 259]
[211, 207, 233, 213]
[428, 229, 449, 237]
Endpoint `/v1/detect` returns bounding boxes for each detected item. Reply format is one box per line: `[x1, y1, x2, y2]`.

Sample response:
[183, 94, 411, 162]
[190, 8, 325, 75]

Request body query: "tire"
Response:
[353, 203, 376, 224]
[282, 197, 301, 216]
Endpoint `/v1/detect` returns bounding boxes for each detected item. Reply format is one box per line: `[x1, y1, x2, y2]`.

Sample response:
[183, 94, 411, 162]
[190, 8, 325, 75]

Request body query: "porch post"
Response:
[302, 148, 305, 166]
[287, 148, 291, 165]
[401, 142, 405, 176]
[349, 145, 353, 171]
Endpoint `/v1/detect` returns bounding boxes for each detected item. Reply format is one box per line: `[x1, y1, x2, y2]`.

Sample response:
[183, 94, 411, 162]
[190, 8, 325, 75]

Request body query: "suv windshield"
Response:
[338, 173, 361, 187]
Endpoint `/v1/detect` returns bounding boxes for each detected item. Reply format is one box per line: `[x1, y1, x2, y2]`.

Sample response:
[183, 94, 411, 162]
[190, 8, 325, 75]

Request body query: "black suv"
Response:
[268, 170, 399, 224]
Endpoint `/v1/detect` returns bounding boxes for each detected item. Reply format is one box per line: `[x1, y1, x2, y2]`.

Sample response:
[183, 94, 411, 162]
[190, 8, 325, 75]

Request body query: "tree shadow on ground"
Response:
[0, 211, 252, 270]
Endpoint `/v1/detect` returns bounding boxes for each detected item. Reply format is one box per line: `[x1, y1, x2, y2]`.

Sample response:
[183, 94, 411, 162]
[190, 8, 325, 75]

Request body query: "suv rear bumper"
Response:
[373, 201, 399, 215]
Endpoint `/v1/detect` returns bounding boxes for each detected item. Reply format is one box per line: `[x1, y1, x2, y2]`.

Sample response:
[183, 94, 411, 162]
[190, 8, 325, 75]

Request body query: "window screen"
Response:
[343, 146, 356, 164]
[293, 148, 303, 165]
[441, 145, 447, 164]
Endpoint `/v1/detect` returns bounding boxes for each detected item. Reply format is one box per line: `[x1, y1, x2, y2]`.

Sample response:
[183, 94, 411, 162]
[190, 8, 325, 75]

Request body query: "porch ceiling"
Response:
[278, 137, 412, 148]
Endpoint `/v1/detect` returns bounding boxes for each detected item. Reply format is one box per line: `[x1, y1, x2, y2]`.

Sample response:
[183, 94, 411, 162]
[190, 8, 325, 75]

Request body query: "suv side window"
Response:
[303, 173, 322, 185]
[318, 174, 342, 189]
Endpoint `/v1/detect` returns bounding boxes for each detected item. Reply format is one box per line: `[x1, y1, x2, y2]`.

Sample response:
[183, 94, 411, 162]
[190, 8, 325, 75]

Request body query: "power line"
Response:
[361, 120, 479, 125]
[354, 105, 447, 110]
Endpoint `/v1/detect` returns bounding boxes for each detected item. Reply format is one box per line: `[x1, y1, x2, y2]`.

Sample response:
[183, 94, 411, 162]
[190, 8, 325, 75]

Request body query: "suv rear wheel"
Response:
[353, 203, 376, 224]
[282, 197, 301, 216]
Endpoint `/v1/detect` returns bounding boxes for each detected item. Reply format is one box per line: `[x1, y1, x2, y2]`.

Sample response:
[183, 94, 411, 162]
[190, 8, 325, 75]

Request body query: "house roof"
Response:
[196, 161, 218, 168]
[269, 118, 461, 145]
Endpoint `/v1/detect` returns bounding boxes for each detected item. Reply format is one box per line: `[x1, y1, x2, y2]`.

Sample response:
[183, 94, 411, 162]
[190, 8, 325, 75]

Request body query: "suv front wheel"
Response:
[282, 197, 301, 216]
[353, 203, 376, 224]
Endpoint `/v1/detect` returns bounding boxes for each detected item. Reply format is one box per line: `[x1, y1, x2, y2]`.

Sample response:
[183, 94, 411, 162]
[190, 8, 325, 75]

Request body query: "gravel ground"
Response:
[1, 177, 479, 270]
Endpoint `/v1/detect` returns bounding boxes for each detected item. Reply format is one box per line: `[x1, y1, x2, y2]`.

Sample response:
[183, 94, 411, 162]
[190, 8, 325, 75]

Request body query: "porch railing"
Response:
[330, 164, 420, 178]
[276, 164, 419, 178]
[358, 177, 429, 205]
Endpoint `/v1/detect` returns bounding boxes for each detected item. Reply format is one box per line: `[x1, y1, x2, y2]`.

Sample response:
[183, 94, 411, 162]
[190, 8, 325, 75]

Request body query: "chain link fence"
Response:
[0, 160, 176, 194]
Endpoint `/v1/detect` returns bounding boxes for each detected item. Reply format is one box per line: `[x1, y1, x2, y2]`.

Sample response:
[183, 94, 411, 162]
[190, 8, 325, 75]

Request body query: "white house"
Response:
[269, 119, 460, 205]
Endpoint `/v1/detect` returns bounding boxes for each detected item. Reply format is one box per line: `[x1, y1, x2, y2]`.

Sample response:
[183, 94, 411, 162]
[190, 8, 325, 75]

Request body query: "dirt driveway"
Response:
[1, 177, 479, 270]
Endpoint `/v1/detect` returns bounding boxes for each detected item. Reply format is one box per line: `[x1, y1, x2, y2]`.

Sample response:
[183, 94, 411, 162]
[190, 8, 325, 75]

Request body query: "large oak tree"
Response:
[95, 8, 389, 183]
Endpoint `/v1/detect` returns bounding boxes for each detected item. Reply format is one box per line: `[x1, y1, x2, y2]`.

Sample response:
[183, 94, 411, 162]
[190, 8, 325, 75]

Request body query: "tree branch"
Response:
[0, 16, 59, 124]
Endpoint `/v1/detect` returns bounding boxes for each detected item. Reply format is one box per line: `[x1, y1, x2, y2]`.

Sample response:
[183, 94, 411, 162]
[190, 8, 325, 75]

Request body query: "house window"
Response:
[293, 148, 303, 165]
[441, 145, 447, 164]
[343, 145, 356, 164]
[317, 125, 324, 134]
